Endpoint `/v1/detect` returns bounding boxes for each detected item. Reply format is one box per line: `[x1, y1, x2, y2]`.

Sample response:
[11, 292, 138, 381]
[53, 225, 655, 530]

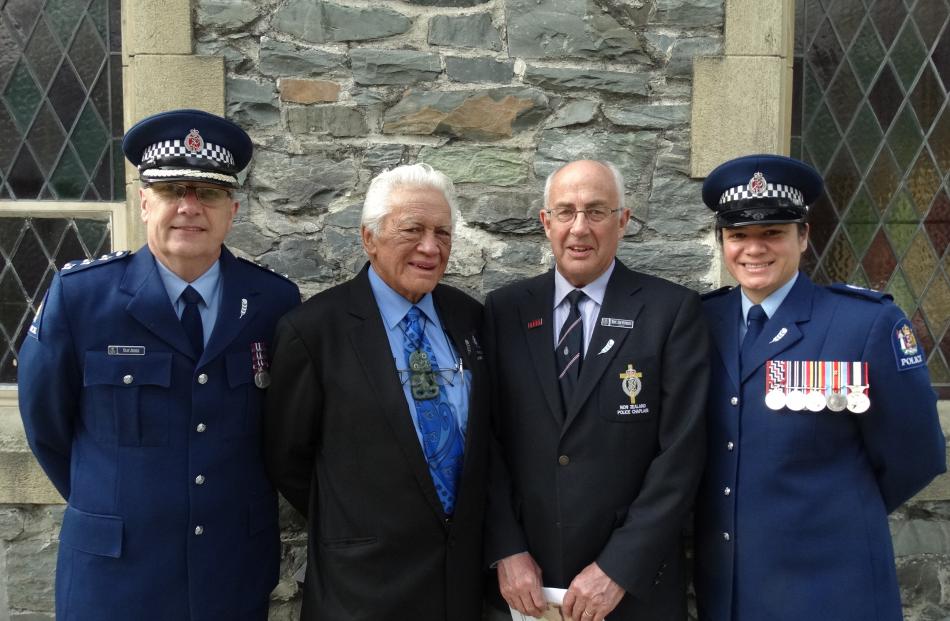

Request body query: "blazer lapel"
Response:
[739, 273, 813, 384]
[348, 268, 446, 521]
[707, 288, 742, 390]
[121, 247, 195, 358]
[518, 272, 566, 425]
[202, 248, 260, 363]
[564, 263, 643, 430]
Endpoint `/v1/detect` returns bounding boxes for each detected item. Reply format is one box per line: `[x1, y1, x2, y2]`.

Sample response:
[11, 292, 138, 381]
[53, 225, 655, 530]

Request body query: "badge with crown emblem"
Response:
[185, 128, 204, 153]
[748, 171, 767, 196]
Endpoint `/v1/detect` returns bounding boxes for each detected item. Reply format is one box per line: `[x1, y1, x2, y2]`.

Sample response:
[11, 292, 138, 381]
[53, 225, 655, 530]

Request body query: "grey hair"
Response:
[543, 160, 626, 213]
[361, 163, 459, 235]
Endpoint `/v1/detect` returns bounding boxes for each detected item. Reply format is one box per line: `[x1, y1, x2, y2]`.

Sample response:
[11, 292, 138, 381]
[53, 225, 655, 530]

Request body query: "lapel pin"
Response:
[598, 339, 615, 355]
[240, 298, 248, 318]
[527, 318, 543, 329]
[769, 327, 787, 344]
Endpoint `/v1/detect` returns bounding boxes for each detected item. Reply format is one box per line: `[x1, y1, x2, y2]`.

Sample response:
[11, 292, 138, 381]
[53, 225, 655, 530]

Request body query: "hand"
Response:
[497, 552, 546, 618]
[561, 562, 625, 621]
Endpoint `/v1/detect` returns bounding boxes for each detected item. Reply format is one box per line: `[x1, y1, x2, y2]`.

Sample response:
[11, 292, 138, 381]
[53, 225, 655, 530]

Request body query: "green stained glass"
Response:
[910, 65, 943, 132]
[822, 230, 857, 281]
[826, 63, 863, 129]
[862, 228, 897, 289]
[44, 0, 84, 46]
[849, 267, 870, 288]
[846, 103, 883, 173]
[885, 189, 919, 257]
[929, 354, 950, 383]
[803, 63, 823, 125]
[922, 274, 950, 338]
[902, 231, 937, 296]
[3, 61, 41, 132]
[890, 20, 927, 89]
[845, 187, 879, 256]
[76, 218, 108, 255]
[886, 268, 917, 316]
[867, 147, 901, 210]
[89, 0, 108, 44]
[849, 16, 886, 90]
[931, 104, 950, 175]
[907, 151, 940, 216]
[825, 148, 861, 213]
[71, 103, 108, 175]
[50, 148, 86, 199]
[886, 104, 923, 170]
[805, 102, 842, 173]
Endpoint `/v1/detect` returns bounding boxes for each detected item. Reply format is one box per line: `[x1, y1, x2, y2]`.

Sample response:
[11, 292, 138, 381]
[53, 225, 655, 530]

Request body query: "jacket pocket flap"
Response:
[226, 350, 254, 388]
[60, 506, 123, 558]
[83, 351, 172, 387]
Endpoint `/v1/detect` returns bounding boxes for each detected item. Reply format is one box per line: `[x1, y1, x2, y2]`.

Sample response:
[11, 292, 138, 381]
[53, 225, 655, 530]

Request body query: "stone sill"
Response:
[0, 389, 948, 506]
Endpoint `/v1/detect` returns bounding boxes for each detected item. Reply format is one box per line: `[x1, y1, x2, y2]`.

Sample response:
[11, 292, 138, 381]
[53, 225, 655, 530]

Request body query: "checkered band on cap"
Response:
[139, 140, 236, 169]
[718, 182, 804, 206]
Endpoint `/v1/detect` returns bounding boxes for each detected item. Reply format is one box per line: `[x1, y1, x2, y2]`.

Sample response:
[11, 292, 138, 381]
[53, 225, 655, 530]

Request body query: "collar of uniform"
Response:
[553, 259, 615, 310]
[154, 255, 221, 309]
[740, 271, 799, 323]
[367, 265, 440, 330]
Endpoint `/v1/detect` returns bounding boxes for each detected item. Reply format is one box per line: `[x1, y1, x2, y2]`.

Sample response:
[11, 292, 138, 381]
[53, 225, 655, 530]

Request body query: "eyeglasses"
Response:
[147, 182, 233, 207]
[545, 207, 621, 223]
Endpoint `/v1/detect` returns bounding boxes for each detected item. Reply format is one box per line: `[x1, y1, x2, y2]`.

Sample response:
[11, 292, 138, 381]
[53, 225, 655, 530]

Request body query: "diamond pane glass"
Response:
[887, 103, 924, 170]
[826, 62, 863, 129]
[913, 0, 949, 49]
[932, 103, 950, 174]
[887, 268, 917, 315]
[846, 103, 883, 173]
[805, 102, 843, 173]
[845, 186, 879, 255]
[808, 18, 845, 89]
[890, 20, 926, 89]
[910, 64, 944, 132]
[862, 229, 896, 289]
[825, 148, 860, 213]
[0, 0, 124, 200]
[926, 189, 950, 257]
[869, 64, 904, 132]
[0, 216, 112, 383]
[867, 147, 901, 210]
[903, 231, 937, 296]
[885, 189, 920, 257]
[849, 16, 886, 89]
[822, 230, 858, 281]
[922, 274, 950, 338]
[908, 151, 941, 216]
[870, 0, 908, 50]
[933, 18, 950, 90]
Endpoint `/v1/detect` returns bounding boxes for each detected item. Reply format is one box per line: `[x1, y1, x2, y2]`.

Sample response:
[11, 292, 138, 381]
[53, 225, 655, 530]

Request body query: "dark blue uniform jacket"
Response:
[18, 246, 300, 621]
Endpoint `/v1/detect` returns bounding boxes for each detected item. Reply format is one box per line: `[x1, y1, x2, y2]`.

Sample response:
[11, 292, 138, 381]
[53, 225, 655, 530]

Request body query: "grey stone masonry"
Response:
[350, 49, 442, 85]
[273, 1, 412, 43]
[428, 13, 503, 50]
[444, 56, 514, 83]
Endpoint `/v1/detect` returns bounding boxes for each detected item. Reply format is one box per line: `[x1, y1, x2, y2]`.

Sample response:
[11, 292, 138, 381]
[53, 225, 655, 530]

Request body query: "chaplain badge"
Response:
[617, 364, 649, 416]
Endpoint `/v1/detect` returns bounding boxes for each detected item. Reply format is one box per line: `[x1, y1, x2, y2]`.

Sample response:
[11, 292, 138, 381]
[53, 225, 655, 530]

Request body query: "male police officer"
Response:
[693, 154, 945, 621]
[485, 160, 708, 621]
[18, 109, 300, 621]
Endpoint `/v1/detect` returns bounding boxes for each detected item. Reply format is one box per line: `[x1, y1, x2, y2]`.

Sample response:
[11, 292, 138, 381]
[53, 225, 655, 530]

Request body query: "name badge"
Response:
[108, 345, 145, 356]
[601, 317, 634, 329]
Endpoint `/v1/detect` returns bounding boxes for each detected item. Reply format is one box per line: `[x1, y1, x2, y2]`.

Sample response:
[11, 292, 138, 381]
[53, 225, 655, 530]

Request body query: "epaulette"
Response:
[827, 282, 892, 303]
[59, 250, 132, 275]
[701, 286, 733, 300]
[237, 256, 295, 284]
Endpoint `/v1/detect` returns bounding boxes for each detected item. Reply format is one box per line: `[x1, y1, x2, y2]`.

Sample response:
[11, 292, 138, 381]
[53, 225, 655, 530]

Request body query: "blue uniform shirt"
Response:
[368, 266, 470, 445]
[155, 257, 222, 347]
[738, 272, 797, 341]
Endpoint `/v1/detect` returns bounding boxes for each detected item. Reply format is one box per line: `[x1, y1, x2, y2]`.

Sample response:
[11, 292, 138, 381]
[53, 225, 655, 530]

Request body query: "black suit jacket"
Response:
[264, 265, 488, 621]
[484, 260, 708, 621]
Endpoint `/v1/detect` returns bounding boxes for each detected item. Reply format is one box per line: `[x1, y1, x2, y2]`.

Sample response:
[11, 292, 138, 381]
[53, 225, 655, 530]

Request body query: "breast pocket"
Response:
[223, 350, 262, 438]
[598, 357, 659, 423]
[83, 352, 173, 446]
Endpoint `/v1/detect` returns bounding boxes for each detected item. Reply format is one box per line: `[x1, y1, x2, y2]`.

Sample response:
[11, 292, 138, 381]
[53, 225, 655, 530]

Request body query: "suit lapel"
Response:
[518, 272, 566, 425]
[348, 268, 446, 521]
[564, 263, 643, 430]
[121, 247, 195, 358]
[739, 273, 813, 384]
[202, 248, 260, 364]
[707, 289, 742, 390]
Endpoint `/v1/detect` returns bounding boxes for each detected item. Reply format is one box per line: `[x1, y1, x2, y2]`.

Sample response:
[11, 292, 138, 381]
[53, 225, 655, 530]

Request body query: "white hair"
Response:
[543, 160, 626, 213]
[361, 163, 459, 234]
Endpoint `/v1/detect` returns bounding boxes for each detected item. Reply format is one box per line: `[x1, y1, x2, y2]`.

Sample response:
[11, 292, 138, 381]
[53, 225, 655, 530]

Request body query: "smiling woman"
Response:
[721, 223, 809, 304]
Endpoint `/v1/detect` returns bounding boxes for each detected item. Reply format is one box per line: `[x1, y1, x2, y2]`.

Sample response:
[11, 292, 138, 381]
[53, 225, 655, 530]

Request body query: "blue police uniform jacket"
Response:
[18, 245, 300, 621]
[694, 272, 945, 621]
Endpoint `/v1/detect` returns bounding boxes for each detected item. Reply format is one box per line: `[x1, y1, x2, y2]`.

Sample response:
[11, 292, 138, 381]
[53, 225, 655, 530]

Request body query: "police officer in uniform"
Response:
[693, 154, 946, 621]
[17, 109, 300, 621]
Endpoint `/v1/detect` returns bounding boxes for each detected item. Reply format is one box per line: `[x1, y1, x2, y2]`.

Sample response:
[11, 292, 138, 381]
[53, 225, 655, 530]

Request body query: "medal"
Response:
[804, 360, 826, 412]
[764, 360, 786, 410]
[827, 361, 847, 411]
[251, 342, 271, 389]
[846, 361, 870, 414]
[785, 361, 806, 411]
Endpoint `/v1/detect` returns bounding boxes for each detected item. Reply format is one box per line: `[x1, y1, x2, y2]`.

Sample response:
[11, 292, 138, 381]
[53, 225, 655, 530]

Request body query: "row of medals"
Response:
[764, 360, 870, 414]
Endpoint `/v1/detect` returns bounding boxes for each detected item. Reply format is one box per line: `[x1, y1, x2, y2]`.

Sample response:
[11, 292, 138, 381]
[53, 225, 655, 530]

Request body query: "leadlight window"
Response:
[792, 0, 950, 397]
[0, 0, 124, 384]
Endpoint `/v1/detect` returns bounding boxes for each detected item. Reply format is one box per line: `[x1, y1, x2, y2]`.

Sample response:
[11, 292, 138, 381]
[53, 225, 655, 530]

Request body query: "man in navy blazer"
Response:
[17, 109, 300, 620]
[485, 160, 708, 621]
[693, 154, 946, 621]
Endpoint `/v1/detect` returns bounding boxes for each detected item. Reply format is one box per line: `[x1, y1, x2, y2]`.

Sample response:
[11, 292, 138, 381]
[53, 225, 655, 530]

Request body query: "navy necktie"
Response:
[741, 304, 767, 365]
[180, 286, 204, 357]
[402, 306, 464, 515]
[557, 289, 585, 406]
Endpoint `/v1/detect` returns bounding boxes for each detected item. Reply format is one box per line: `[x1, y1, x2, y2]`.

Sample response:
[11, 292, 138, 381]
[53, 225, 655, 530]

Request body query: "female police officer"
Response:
[693, 154, 945, 621]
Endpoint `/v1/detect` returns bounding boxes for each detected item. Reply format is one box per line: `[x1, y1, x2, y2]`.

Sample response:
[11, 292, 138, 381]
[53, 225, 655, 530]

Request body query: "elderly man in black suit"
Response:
[264, 163, 488, 621]
[485, 160, 708, 621]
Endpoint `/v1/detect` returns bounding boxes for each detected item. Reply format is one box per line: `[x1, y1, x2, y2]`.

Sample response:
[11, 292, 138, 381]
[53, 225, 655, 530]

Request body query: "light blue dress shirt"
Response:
[367, 266, 470, 448]
[738, 271, 799, 342]
[552, 259, 616, 355]
[155, 257, 223, 347]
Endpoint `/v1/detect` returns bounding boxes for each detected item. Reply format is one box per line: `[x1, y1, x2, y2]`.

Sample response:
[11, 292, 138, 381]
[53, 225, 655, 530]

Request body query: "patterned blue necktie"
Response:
[402, 306, 465, 515]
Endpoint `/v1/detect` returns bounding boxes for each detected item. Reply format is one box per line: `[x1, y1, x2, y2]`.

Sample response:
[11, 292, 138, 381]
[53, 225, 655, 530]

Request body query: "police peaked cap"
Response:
[122, 109, 252, 189]
[702, 154, 824, 228]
